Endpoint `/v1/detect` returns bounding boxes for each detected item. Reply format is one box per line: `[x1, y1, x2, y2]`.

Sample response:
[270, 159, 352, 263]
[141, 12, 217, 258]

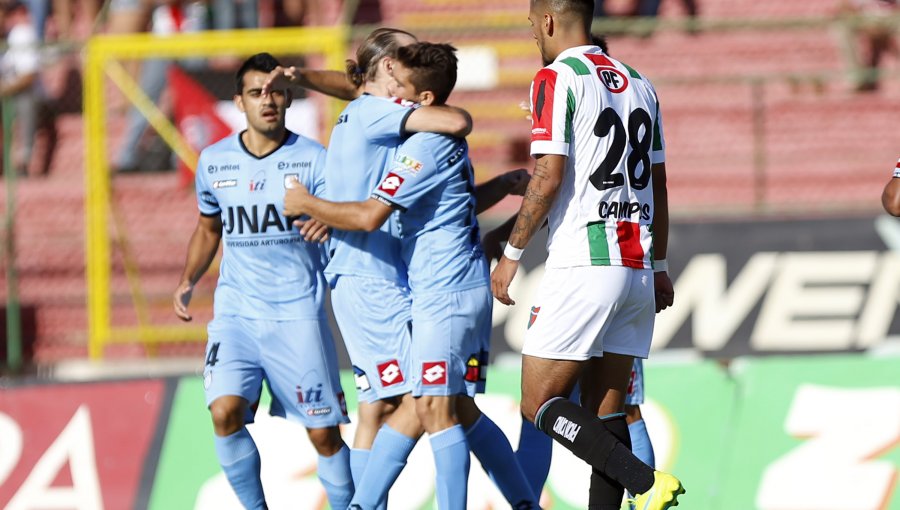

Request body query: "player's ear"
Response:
[234, 94, 245, 113]
[544, 13, 554, 36]
[418, 90, 435, 107]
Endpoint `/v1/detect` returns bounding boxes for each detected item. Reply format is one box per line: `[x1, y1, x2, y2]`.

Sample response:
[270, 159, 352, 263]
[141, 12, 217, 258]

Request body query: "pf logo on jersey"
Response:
[377, 360, 404, 387]
[422, 361, 447, 385]
[377, 173, 404, 196]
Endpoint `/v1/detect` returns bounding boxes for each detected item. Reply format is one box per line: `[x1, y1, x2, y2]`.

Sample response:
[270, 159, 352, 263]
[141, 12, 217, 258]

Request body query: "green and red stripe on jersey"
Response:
[587, 220, 650, 269]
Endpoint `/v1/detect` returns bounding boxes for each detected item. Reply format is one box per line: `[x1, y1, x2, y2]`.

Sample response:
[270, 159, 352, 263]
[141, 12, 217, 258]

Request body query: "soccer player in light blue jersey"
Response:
[265, 28, 478, 508]
[282, 42, 540, 510]
[173, 53, 352, 510]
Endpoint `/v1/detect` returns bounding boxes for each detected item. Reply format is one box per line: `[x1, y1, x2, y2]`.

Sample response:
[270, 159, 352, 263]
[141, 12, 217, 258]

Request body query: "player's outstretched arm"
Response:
[651, 162, 674, 313]
[491, 154, 565, 306]
[262, 66, 361, 101]
[474, 168, 530, 215]
[883, 175, 900, 217]
[173, 214, 223, 321]
[405, 105, 473, 138]
[284, 178, 393, 232]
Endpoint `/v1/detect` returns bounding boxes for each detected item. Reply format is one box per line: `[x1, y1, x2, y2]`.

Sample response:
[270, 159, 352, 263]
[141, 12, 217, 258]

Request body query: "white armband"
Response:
[503, 243, 525, 261]
[653, 259, 668, 272]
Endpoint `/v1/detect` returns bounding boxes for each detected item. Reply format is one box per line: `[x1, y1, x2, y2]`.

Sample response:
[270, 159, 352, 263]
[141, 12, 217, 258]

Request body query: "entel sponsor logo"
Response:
[208, 163, 240, 173]
[553, 416, 581, 443]
[378, 173, 404, 197]
[277, 161, 312, 170]
[378, 360, 404, 386]
[422, 361, 447, 385]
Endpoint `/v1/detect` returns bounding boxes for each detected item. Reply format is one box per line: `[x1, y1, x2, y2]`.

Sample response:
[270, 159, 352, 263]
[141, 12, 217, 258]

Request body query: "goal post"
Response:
[84, 27, 348, 359]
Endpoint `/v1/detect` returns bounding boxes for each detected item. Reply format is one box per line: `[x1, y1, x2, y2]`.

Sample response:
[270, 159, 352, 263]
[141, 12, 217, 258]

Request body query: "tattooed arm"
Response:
[490, 154, 566, 305]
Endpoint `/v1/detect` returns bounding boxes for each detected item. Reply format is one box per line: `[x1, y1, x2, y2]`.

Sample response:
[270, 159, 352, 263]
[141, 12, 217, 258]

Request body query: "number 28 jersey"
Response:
[530, 45, 665, 270]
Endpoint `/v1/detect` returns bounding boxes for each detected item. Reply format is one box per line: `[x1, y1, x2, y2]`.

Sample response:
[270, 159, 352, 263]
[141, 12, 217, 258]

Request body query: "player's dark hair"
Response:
[394, 42, 458, 105]
[346, 27, 417, 88]
[592, 34, 609, 53]
[537, 0, 594, 32]
[235, 52, 282, 94]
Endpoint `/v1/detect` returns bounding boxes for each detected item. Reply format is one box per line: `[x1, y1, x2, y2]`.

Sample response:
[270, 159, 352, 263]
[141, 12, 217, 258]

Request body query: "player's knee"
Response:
[307, 426, 345, 456]
[208, 397, 246, 436]
[414, 396, 454, 431]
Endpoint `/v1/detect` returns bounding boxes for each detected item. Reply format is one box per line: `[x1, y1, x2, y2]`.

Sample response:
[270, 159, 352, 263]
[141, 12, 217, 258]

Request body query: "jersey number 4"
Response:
[590, 107, 653, 191]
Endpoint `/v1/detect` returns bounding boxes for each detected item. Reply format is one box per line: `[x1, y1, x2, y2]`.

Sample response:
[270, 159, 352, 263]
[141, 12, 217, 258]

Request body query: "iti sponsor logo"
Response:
[377, 360, 404, 386]
[377, 173, 404, 197]
[422, 361, 447, 385]
[249, 170, 266, 192]
[528, 306, 541, 329]
[296, 383, 324, 404]
[552, 416, 582, 443]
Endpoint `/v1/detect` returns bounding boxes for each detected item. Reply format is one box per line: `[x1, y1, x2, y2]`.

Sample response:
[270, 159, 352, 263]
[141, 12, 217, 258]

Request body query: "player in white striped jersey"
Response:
[882, 157, 900, 216]
[491, 1, 683, 509]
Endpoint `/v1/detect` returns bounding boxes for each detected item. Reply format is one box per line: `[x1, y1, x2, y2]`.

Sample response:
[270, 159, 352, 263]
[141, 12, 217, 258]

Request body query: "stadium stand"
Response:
[2, 0, 898, 364]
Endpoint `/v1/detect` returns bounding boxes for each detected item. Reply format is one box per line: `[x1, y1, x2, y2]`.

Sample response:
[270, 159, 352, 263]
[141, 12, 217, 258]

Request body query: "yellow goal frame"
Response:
[84, 27, 348, 359]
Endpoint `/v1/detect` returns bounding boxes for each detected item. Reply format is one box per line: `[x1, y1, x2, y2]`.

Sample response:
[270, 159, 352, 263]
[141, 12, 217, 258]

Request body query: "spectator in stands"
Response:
[883, 157, 900, 216]
[112, 0, 207, 173]
[839, 0, 898, 92]
[0, 0, 56, 177]
[211, 0, 258, 30]
[593, 0, 700, 35]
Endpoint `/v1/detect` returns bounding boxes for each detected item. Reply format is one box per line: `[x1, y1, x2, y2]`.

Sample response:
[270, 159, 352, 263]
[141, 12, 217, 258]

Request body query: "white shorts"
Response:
[522, 265, 655, 360]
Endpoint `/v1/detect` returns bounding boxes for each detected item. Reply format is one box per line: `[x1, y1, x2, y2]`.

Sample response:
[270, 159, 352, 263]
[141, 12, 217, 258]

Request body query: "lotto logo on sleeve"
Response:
[422, 361, 448, 385]
[377, 360, 405, 387]
[377, 173, 405, 196]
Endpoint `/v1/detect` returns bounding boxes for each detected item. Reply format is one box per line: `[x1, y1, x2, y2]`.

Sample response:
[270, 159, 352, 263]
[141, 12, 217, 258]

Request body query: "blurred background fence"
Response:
[1, 0, 899, 368]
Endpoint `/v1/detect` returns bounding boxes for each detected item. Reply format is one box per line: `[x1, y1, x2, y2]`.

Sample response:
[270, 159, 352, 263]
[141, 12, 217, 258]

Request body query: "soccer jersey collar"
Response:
[237, 130, 296, 160]
[553, 44, 603, 64]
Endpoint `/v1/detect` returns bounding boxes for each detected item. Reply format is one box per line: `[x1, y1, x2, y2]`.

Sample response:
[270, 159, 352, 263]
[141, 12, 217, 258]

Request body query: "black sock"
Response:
[536, 398, 654, 495]
[588, 414, 630, 509]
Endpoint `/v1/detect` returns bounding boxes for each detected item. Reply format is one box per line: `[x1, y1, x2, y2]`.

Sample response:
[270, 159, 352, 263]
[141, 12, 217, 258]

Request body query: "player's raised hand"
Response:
[173, 280, 194, 321]
[297, 218, 330, 243]
[519, 100, 532, 122]
[262, 65, 298, 96]
[503, 168, 530, 196]
[283, 176, 311, 216]
[491, 256, 519, 306]
[654, 271, 674, 313]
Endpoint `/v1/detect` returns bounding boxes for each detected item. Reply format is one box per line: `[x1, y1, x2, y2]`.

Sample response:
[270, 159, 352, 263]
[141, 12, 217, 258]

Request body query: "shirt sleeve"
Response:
[195, 152, 220, 216]
[360, 96, 415, 144]
[310, 145, 327, 197]
[530, 65, 574, 157]
[370, 134, 442, 211]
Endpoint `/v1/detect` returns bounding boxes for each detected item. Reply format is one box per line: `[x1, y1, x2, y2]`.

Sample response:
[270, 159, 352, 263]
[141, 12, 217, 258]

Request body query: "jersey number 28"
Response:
[589, 107, 653, 191]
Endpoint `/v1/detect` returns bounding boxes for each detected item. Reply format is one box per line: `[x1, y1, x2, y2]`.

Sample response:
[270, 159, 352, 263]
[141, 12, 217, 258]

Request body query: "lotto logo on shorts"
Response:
[422, 361, 448, 385]
[377, 360, 405, 387]
[377, 173, 404, 196]
[528, 306, 541, 329]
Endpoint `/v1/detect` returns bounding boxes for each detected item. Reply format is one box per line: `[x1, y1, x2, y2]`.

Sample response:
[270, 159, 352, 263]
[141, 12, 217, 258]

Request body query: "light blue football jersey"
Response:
[194, 131, 328, 320]
[371, 132, 488, 292]
[322, 94, 413, 286]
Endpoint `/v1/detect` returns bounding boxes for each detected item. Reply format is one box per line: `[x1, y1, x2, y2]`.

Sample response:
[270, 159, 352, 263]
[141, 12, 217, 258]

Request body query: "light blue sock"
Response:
[318, 443, 354, 510]
[214, 428, 266, 510]
[350, 425, 416, 509]
[515, 416, 553, 499]
[430, 425, 470, 510]
[466, 415, 538, 507]
[349, 448, 369, 493]
[628, 419, 655, 468]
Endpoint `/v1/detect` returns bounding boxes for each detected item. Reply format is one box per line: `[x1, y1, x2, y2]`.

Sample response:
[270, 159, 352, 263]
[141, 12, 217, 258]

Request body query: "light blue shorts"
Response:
[203, 315, 349, 428]
[410, 285, 492, 398]
[331, 276, 413, 403]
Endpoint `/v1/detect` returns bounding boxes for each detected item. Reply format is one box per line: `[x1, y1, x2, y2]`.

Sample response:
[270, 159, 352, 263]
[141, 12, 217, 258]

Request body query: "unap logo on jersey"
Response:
[422, 361, 447, 385]
[586, 53, 629, 94]
[377, 172, 404, 197]
[377, 360, 404, 387]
